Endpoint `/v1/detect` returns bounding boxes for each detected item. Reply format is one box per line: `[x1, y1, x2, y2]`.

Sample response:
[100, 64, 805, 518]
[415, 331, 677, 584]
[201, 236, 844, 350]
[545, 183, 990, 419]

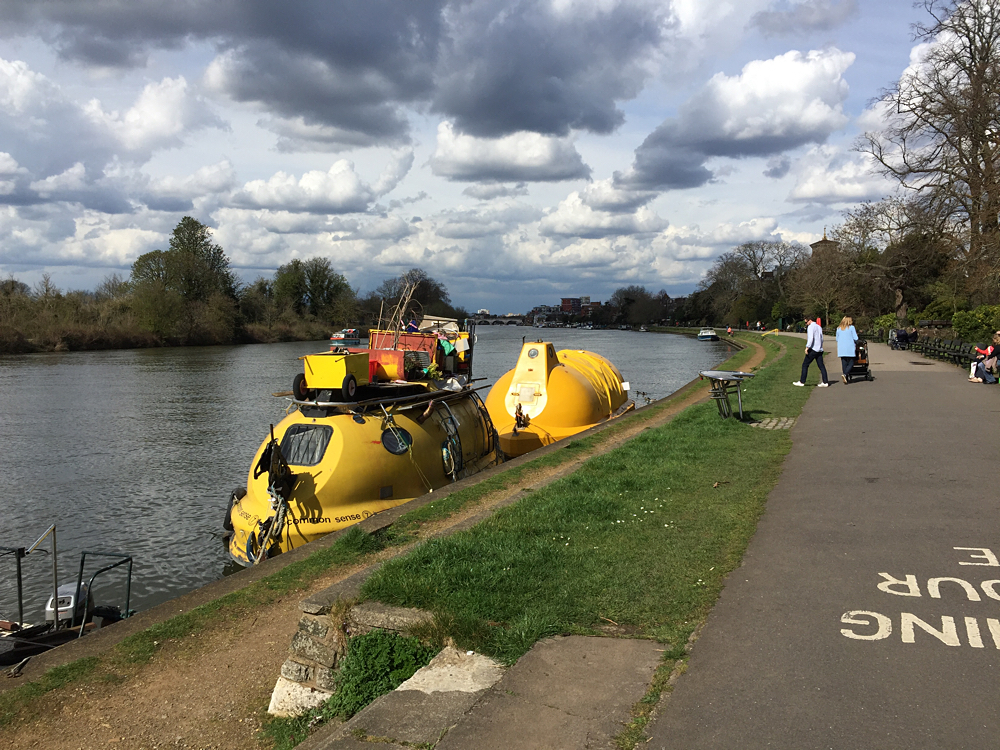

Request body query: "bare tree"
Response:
[859, 0, 1000, 294]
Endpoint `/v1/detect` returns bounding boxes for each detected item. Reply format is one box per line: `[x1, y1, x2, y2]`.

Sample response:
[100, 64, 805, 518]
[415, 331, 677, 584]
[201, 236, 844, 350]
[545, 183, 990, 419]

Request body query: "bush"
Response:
[952, 305, 1000, 343]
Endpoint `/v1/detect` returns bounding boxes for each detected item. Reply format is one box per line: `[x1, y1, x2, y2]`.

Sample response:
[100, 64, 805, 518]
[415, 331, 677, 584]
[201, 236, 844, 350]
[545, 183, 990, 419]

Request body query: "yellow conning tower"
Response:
[484, 341, 633, 458]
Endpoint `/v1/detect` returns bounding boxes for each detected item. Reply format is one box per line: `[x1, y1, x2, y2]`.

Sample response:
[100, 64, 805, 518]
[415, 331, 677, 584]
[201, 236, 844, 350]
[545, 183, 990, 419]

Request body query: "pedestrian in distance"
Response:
[836, 316, 859, 384]
[793, 317, 829, 387]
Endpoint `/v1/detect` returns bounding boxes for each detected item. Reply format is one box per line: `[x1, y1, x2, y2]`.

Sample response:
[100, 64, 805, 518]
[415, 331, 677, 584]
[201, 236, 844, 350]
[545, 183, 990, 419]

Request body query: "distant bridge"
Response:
[470, 315, 527, 326]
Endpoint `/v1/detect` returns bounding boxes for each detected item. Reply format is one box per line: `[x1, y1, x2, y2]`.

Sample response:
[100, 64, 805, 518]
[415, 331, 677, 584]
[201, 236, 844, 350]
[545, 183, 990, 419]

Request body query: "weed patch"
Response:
[261, 630, 438, 749]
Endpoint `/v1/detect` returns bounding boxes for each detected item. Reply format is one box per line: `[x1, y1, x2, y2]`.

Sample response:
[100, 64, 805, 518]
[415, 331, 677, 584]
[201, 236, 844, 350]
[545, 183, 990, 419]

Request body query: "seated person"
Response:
[969, 331, 1000, 383]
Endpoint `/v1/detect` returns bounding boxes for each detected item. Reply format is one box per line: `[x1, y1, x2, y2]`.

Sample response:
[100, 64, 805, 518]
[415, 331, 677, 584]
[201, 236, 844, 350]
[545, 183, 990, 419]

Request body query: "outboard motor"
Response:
[44, 582, 94, 629]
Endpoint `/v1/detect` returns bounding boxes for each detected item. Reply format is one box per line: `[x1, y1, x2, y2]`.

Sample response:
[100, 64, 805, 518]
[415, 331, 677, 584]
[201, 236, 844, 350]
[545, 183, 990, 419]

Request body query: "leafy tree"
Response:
[130, 217, 238, 340]
[166, 216, 238, 301]
[273, 259, 309, 315]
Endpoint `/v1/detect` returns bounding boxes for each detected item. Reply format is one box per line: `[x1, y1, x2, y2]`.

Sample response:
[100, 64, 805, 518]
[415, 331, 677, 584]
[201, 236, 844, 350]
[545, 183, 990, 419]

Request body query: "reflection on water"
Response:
[0, 329, 732, 621]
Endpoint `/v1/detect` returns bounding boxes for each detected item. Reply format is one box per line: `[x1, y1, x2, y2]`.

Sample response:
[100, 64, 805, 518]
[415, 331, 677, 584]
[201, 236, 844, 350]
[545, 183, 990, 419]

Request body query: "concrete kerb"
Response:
[1, 333, 763, 694]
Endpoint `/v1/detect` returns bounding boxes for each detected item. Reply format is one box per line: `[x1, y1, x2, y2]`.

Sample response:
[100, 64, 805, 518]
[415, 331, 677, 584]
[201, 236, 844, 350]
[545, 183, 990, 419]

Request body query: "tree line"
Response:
[0, 217, 469, 354]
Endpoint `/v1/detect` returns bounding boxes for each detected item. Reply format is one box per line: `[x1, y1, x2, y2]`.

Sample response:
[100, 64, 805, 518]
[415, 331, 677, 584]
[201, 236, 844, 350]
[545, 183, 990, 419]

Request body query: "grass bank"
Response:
[361, 334, 803, 669]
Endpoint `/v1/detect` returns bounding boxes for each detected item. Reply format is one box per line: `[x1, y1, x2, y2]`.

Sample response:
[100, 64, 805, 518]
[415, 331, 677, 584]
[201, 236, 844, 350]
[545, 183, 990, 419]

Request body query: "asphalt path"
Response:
[647, 343, 1000, 749]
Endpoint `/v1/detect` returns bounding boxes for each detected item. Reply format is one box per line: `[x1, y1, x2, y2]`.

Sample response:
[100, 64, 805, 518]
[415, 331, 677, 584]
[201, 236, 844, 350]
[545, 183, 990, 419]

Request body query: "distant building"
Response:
[810, 229, 840, 256]
[561, 297, 582, 315]
[477, 308, 490, 315]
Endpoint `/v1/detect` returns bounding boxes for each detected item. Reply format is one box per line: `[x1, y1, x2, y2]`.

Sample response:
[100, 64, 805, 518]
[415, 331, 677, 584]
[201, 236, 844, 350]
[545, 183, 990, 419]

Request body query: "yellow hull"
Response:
[484, 342, 633, 458]
[227, 386, 501, 565]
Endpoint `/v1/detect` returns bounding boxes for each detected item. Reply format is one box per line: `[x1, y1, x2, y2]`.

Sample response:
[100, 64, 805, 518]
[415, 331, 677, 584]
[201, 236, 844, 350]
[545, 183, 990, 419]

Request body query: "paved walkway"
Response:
[646, 343, 1000, 748]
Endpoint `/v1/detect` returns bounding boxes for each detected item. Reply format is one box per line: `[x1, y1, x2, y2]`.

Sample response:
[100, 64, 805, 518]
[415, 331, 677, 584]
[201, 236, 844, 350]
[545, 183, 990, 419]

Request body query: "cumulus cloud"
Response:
[350, 215, 416, 241]
[229, 150, 411, 214]
[436, 203, 542, 239]
[788, 146, 888, 204]
[230, 161, 375, 214]
[30, 162, 87, 196]
[579, 178, 657, 212]
[84, 76, 225, 155]
[619, 48, 854, 190]
[750, 0, 858, 37]
[0, 58, 230, 213]
[141, 161, 238, 212]
[539, 192, 668, 238]
[430, 122, 591, 183]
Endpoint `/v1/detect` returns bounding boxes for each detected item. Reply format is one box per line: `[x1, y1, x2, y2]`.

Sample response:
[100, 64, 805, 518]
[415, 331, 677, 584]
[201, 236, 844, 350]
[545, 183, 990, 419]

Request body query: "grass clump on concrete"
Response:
[361, 336, 803, 665]
[262, 629, 438, 750]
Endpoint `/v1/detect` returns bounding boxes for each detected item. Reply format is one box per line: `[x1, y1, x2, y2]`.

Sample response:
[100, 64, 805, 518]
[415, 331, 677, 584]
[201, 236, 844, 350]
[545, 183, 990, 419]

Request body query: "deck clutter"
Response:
[225, 317, 504, 566]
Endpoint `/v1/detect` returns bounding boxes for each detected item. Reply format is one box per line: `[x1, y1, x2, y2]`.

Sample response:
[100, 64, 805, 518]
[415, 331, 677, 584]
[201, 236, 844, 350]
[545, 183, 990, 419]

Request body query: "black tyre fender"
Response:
[342, 373, 358, 401]
[224, 487, 246, 531]
[292, 372, 311, 400]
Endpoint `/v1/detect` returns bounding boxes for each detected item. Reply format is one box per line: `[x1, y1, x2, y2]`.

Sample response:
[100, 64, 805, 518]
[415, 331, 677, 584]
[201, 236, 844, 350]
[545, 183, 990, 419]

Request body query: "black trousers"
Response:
[800, 349, 829, 383]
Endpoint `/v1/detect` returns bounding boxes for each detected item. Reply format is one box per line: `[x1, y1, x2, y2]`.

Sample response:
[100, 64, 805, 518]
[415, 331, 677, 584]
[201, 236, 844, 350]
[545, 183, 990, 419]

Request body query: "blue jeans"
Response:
[841, 356, 855, 376]
[801, 349, 829, 384]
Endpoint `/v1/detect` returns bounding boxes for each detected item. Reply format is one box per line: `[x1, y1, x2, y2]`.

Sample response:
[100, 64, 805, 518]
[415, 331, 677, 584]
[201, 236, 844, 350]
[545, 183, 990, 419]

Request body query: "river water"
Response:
[0, 326, 733, 622]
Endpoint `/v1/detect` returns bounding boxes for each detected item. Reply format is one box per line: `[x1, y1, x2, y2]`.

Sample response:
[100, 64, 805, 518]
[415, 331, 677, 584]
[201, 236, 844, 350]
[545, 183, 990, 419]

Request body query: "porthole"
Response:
[381, 427, 413, 455]
[527, 347, 539, 359]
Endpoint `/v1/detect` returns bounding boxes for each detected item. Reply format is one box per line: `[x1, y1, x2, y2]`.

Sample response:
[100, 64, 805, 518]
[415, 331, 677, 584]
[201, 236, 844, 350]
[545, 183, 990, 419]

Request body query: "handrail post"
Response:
[50, 527, 59, 631]
[75, 552, 88, 630]
[15, 547, 24, 627]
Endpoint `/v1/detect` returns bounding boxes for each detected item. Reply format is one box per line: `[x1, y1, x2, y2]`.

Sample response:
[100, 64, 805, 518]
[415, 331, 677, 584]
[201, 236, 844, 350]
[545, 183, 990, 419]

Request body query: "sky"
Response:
[0, 0, 930, 314]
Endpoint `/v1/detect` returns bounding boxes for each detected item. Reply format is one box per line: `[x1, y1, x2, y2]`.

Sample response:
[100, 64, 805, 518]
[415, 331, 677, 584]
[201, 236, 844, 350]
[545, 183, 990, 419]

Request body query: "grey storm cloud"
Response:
[764, 156, 792, 179]
[0, 0, 669, 149]
[431, 0, 669, 138]
[463, 183, 529, 201]
[749, 0, 858, 37]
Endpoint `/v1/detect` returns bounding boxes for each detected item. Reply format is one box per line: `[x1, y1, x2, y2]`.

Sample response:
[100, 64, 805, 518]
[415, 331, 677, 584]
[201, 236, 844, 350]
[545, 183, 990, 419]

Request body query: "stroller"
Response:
[847, 339, 874, 382]
[889, 329, 909, 350]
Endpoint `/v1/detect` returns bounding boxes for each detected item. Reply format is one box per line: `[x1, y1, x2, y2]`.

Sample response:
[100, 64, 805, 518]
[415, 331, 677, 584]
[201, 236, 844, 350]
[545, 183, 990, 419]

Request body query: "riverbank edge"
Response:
[0, 332, 759, 704]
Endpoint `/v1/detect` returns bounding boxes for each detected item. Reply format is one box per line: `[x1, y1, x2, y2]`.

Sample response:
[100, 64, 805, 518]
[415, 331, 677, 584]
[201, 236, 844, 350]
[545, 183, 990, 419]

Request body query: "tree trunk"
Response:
[894, 288, 907, 327]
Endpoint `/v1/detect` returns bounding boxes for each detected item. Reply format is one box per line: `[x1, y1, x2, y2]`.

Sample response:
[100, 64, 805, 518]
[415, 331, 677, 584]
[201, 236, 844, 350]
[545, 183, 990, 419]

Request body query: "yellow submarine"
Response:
[226, 321, 503, 566]
[484, 341, 634, 457]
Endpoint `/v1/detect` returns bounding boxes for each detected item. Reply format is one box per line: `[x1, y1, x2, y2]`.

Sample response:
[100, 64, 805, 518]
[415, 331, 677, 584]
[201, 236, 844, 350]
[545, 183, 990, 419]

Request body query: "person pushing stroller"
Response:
[793, 317, 830, 387]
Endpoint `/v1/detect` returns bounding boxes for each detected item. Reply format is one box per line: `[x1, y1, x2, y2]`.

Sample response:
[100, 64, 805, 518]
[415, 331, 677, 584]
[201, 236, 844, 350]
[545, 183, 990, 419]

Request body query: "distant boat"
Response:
[329, 328, 362, 347]
[698, 328, 719, 341]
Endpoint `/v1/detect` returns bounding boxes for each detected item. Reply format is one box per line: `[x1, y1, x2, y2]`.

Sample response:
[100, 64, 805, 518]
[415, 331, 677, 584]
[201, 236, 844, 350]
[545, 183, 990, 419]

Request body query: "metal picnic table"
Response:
[699, 370, 756, 420]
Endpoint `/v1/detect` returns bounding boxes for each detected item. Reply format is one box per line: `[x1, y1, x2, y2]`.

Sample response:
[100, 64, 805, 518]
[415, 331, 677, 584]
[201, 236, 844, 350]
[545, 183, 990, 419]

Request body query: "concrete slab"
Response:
[436, 635, 662, 749]
[397, 646, 504, 693]
[345, 690, 483, 745]
[646, 344, 1000, 748]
